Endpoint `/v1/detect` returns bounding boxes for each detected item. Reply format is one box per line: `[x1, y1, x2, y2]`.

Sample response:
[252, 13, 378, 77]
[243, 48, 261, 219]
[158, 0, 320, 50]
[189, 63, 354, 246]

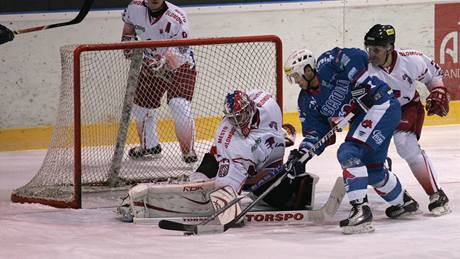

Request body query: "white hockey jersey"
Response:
[122, 0, 193, 66]
[212, 90, 285, 193]
[368, 49, 444, 106]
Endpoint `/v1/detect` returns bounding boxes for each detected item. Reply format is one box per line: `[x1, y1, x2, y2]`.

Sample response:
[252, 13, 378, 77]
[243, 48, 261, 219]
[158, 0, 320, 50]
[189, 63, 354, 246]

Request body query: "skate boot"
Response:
[340, 197, 375, 234]
[428, 189, 451, 216]
[385, 190, 419, 218]
[128, 145, 162, 159]
[183, 150, 198, 164]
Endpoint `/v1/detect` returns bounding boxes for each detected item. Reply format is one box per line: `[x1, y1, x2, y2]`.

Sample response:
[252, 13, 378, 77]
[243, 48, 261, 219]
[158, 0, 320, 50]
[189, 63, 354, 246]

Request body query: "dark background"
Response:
[0, 0, 320, 14]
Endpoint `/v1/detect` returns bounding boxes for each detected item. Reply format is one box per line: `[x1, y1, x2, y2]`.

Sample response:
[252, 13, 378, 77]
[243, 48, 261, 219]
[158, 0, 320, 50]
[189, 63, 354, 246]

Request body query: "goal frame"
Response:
[11, 35, 283, 209]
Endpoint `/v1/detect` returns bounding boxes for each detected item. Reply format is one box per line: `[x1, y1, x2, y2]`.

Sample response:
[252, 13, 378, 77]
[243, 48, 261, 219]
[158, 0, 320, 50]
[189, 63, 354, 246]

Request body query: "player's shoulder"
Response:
[395, 48, 426, 61]
[248, 90, 274, 107]
[127, 0, 146, 9]
[164, 2, 188, 24]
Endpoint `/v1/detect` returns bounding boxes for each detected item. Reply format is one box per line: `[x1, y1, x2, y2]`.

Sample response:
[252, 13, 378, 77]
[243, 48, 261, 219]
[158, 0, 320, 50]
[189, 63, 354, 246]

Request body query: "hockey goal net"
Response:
[11, 35, 283, 209]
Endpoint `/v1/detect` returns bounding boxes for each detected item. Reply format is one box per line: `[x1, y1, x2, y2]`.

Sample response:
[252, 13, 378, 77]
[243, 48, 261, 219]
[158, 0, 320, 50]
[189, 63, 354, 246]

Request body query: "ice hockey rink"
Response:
[1, 124, 459, 259]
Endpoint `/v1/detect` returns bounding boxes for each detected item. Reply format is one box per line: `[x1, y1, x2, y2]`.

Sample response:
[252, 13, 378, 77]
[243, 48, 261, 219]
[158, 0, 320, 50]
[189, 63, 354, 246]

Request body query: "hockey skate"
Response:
[183, 151, 198, 164]
[340, 197, 375, 234]
[385, 190, 419, 218]
[428, 189, 451, 216]
[128, 145, 162, 159]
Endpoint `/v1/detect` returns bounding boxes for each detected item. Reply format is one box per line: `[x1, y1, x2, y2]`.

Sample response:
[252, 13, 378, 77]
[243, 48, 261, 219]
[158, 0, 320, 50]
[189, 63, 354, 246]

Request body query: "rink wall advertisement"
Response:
[435, 3, 460, 100]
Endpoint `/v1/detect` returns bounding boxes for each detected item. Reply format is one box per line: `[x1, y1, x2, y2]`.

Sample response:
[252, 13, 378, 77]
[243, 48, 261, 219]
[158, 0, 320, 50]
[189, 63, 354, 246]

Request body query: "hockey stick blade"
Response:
[158, 177, 345, 234]
[8, 0, 95, 35]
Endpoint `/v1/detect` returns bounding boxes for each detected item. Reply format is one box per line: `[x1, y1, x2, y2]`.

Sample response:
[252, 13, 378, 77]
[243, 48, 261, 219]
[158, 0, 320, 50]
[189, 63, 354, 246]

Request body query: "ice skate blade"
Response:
[389, 209, 423, 219]
[430, 206, 452, 217]
[130, 154, 163, 161]
[341, 222, 375, 235]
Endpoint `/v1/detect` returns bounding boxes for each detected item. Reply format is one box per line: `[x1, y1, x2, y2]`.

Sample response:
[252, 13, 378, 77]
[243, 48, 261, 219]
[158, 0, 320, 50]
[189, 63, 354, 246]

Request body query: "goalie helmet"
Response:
[284, 48, 316, 84]
[223, 90, 256, 137]
[364, 24, 396, 47]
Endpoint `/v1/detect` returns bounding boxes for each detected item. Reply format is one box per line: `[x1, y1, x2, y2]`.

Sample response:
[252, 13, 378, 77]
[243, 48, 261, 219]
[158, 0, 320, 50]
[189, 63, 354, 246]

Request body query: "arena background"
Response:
[0, 0, 459, 151]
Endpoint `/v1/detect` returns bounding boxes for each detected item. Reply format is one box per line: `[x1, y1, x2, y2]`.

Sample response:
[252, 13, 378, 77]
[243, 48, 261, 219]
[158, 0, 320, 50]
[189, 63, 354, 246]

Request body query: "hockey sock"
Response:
[131, 104, 159, 148]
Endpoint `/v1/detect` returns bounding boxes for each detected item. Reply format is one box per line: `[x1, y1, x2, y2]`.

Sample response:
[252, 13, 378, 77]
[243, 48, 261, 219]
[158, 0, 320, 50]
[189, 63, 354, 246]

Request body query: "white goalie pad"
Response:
[209, 186, 241, 225]
[119, 181, 218, 221]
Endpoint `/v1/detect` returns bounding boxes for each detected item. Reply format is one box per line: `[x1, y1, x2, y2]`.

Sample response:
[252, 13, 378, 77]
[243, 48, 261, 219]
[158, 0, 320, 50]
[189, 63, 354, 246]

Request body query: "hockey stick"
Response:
[158, 112, 354, 234]
[2, 0, 95, 36]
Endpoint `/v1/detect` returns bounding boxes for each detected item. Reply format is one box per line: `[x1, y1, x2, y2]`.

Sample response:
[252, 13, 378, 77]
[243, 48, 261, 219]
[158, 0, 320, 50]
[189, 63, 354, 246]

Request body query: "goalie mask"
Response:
[284, 48, 316, 85]
[223, 90, 256, 137]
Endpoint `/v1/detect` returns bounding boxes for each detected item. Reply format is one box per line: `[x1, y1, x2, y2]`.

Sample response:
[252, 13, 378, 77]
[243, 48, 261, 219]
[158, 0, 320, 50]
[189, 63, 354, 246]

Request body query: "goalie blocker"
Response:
[118, 152, 319, 222]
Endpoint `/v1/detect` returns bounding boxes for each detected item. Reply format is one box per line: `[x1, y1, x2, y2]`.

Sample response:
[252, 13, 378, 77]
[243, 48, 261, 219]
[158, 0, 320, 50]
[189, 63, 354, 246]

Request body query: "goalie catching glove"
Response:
[426, 87, 450, 117]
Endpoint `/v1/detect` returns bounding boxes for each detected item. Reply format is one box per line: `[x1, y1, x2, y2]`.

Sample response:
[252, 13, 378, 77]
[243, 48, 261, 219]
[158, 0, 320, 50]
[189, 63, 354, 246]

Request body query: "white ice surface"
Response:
[1, 125, 459, 259]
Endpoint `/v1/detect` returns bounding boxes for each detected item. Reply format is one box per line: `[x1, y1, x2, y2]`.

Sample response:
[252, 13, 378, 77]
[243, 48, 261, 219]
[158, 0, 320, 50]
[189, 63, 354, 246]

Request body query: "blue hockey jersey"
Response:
[299, 47, 394, 155]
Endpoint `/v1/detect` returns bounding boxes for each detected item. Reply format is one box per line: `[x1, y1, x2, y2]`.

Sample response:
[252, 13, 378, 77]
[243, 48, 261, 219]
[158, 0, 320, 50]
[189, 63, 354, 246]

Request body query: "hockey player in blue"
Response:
[284, 48, 419, 234]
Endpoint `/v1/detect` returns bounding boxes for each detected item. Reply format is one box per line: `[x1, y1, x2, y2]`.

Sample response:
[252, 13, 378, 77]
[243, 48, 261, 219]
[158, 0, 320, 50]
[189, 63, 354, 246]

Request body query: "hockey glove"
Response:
[0, 24, 14, 45]
[121, 35, 137, 59]
[286, 148, 312, 178]
[426, 87, 450, 117]
[351, 83, 373, 114]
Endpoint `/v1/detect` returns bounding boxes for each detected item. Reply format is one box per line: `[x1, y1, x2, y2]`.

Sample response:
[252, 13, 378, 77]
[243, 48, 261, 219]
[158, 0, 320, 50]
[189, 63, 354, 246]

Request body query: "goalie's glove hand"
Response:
[426, 87, 450, 117]
[0, 24, 14, 44]
[350, 83, 373, 114]
[121, 35, 137, 59]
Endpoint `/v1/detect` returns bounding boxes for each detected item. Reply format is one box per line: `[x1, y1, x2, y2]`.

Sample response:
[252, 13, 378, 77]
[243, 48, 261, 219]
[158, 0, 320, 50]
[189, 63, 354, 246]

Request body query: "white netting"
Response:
[11, 37, 281, 207]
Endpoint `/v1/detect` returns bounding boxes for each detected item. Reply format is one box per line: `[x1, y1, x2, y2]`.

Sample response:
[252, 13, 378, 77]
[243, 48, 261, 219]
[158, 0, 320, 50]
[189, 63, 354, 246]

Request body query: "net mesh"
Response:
[11, 38, 281, 207]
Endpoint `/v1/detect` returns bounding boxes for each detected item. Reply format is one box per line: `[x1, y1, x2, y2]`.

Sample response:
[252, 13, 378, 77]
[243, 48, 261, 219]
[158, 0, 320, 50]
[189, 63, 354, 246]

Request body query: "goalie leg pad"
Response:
[209, 185, 241, 224]
[120, 181, 217, 219]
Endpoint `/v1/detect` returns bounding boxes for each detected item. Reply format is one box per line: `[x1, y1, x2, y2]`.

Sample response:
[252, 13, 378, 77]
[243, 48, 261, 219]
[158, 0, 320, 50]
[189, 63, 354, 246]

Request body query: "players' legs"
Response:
[167, 64, 197, 162]
[168, 97, 196, 159]
[368, 165, 419, 218]
[129, 104, 162, 158]
[129, 67, 166, 159]
[394, 131, 440, 195]
[394, 131, 450, 215]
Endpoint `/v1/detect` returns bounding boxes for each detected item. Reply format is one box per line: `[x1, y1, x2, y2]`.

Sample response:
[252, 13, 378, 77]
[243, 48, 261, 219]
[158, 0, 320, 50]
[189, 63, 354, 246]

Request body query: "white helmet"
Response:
[284, 48, 316, 84]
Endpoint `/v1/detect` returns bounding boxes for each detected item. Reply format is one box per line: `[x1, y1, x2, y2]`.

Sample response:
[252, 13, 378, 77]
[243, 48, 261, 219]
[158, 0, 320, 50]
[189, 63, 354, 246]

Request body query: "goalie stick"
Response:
[0, 0, 94, 37]
[136, 176, 345, 225]
[158, 112, 354, 235]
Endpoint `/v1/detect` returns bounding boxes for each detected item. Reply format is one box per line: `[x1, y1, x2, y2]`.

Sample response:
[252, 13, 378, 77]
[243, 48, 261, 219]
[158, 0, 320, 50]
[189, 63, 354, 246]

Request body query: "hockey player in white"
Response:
[364, 24, 451, 216]
[190, 90, 313, 210]
[121, 0, 198, 163]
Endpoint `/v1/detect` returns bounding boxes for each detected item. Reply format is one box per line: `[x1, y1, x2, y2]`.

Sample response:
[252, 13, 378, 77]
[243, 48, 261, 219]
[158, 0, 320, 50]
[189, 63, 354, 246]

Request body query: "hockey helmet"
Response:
[223, 90, 256, 137]
[284, 48, 316, 84]
[364, 24, 396, 47]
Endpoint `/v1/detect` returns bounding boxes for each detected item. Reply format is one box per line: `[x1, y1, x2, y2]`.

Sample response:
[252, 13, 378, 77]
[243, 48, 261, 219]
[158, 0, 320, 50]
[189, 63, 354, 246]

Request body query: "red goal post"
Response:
[11, 35, 283, 209]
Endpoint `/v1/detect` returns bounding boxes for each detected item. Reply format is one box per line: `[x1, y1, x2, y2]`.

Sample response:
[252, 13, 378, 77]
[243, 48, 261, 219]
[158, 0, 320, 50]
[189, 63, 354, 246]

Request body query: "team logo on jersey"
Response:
[265, 137, 275, 149]
[134, 25, 145, 32]
[402, 73, 413, 84]
[251, 138, 262, 152]
[372, 130, 385, 145]
[218, 164, 229, 177]
[361, 119, 373, 129]
[269, 121, 278, 130]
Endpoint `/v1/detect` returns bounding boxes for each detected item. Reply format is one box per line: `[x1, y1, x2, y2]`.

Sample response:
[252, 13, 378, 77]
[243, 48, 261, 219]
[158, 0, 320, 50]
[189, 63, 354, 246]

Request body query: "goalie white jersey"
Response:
[122, 0, 193, 66]
[368, 48, 444, 106]
[212, 90, 285, 193]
